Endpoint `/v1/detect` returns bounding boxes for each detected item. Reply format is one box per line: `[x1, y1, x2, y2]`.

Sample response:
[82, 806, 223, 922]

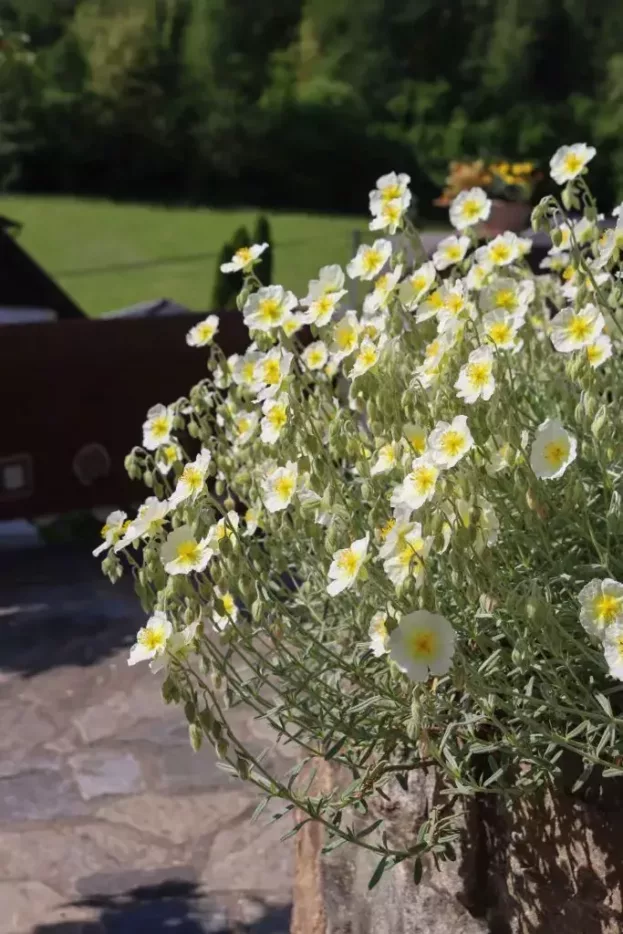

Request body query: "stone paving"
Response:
[0, 542, 294, 934]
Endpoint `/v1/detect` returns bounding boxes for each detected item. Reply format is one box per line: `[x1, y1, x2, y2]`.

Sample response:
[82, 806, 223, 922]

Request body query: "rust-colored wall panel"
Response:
[0, 313, 249, 519]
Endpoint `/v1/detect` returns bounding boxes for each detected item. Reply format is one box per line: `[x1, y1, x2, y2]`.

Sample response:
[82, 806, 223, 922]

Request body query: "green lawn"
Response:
[0, 195, 370, 316]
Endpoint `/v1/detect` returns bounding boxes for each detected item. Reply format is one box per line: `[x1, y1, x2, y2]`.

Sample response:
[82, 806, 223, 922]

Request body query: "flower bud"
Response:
[591, 404, 607, 439]
[189, 722, 203, 752]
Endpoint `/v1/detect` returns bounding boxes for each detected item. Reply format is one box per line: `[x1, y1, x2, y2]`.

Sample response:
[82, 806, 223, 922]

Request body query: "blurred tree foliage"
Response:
[0, 0, 622, 215]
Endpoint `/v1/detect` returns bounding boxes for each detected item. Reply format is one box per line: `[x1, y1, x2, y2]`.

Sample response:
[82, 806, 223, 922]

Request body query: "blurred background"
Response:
[2, 0, 623, 312]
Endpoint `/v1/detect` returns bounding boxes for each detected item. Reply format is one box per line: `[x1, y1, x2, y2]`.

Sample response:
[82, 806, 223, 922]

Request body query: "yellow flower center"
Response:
[490, 243, 511, 264]
[445, 293, 464, 315]
[258, 298, 282, 324]
[382, 183, 401, 201]
[563, 153, 583, 175]
[362, 249, 382, 274]
[268, 405, 287, 429]
[337, 549, 359, 575]
[163, 445, 177, 464]
[428, 290, 444, 309]
[495, 289, 517, 311]
[488, 321, 513, 345]
[593, 593, 622, 625]
[440, 430, 465, 458]
[316, 295, 333, 314]
[221, 593, 236, 615]
[443, 245, 462, 262]
[242, 361, 255, 383]
[407, 627, 438, 661]
[151, 416, 169, 439]
[181, 465, 202, 491]
[336, 326, 357, 351]
[411, 274, 427, 292]
[237, 417, 251, 435]
[371, 616, 388, 638]
[307, 349, 325, 367]
[466, 361, 492, 388]
[566, 315, 593, 343]
[411, 465, 437, 496]
[384, 202, 401, 223]
[275, 475, 295, 501]
[398, 540, 424, 568]
[461, 199, 481, 220]
[406, 427, 426, 454]
[587, 343, 603, 364]
[357, 346, 378, 369]
[263, 359, 282, 384]
[175, 540, 200, 565]
[375, 273, 390, 293]
[562, 266, 575, 282]
[235, 247, 253, 264]
[197, 322, 215, 342]
[138, 626, 166, 652]
[543, 440, 568, 469]
[378, 518, 396, 541]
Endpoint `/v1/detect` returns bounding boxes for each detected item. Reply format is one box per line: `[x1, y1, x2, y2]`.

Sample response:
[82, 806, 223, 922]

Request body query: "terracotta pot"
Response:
[479, 198, 531, 237]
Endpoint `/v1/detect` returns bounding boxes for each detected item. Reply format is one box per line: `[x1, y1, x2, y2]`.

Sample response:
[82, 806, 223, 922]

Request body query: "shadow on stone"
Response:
[0, 545, 141, 678]
[31, 878, 292, 934]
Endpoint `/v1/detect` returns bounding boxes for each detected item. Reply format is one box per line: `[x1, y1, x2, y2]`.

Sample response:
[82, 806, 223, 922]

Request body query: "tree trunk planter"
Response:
[479, 199, 531, 238]
[291, 760, 623, 933]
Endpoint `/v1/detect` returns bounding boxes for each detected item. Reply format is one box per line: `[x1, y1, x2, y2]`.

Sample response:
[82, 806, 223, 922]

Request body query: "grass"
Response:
[0, 195, 371, 316]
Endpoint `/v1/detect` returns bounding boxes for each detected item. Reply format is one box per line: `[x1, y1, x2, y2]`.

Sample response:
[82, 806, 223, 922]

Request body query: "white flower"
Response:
[243, 285, 297, 331]
[300, 289, 347, 327]
[302, 341, 329, 371]
[93, 510, 127, 556]
[390, 455, 439, 513]
[169, 449, 211, 507]
[482, 277, 533, 315]
[262, 461, 298, 513]
[350, 338, 380, 379]
[232, 350, 262, 387]
[186, 314, 219, 347]
[436, 281, 471, 333]
[128, 611, 173, 666]
[369, 172, 411, 215]
[381, 521, 431, 588]
[253, 348, 293, 400]
[550, 304, 605, 353]
[550, 143, 596, 185]
[220, 241, 268, 273]
[530, 418, 577, 480]
[232, 409, 259, 444]
[303, 264, 346, 304]
[213, 589, 239, 632]
[363, 265, 402, 316]
[370, 442, 399, 475]
[347, 240, 392, 280]
[142, 403, 174, 450]
[330, 310, 360, 362]
[161, 525, 212, 575]
[432, 235, 470, 271]
[604, 626, 623, 681]
[368, 611, 390, 657]
[399, 262, 436, 311]
[369, 193, 411, 233]
[388, 609, 455, 682]
[485, 232, 521, 267]
[578, 578, 623, 640]
[428, 415, 474, 469]
[482, 310, 522, 350]
[587, 333, 612, 369]
[261, 393, 289, 444]
[206, 510, 240, 550]
[449, 187, 491, 230]
[114, 497, 170, 551]
[156, 442, 183, 476]
[455, 346, 495, 404]
[466, 259, 493, 291]
[327, 533, 369, 596]
[153, 619, 200, 673]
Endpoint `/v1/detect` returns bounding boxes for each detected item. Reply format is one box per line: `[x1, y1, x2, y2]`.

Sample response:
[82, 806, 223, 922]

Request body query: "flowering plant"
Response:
[436, 159, 540, 206]
[98, 144, 623, 884]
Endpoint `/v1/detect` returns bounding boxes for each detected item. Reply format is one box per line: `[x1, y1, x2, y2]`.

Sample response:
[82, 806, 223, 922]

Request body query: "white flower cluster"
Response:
[95, 143, 623, 860]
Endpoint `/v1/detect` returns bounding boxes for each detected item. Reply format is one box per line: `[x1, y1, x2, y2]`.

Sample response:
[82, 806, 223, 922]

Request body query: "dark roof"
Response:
[0, 225, 84, 319]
